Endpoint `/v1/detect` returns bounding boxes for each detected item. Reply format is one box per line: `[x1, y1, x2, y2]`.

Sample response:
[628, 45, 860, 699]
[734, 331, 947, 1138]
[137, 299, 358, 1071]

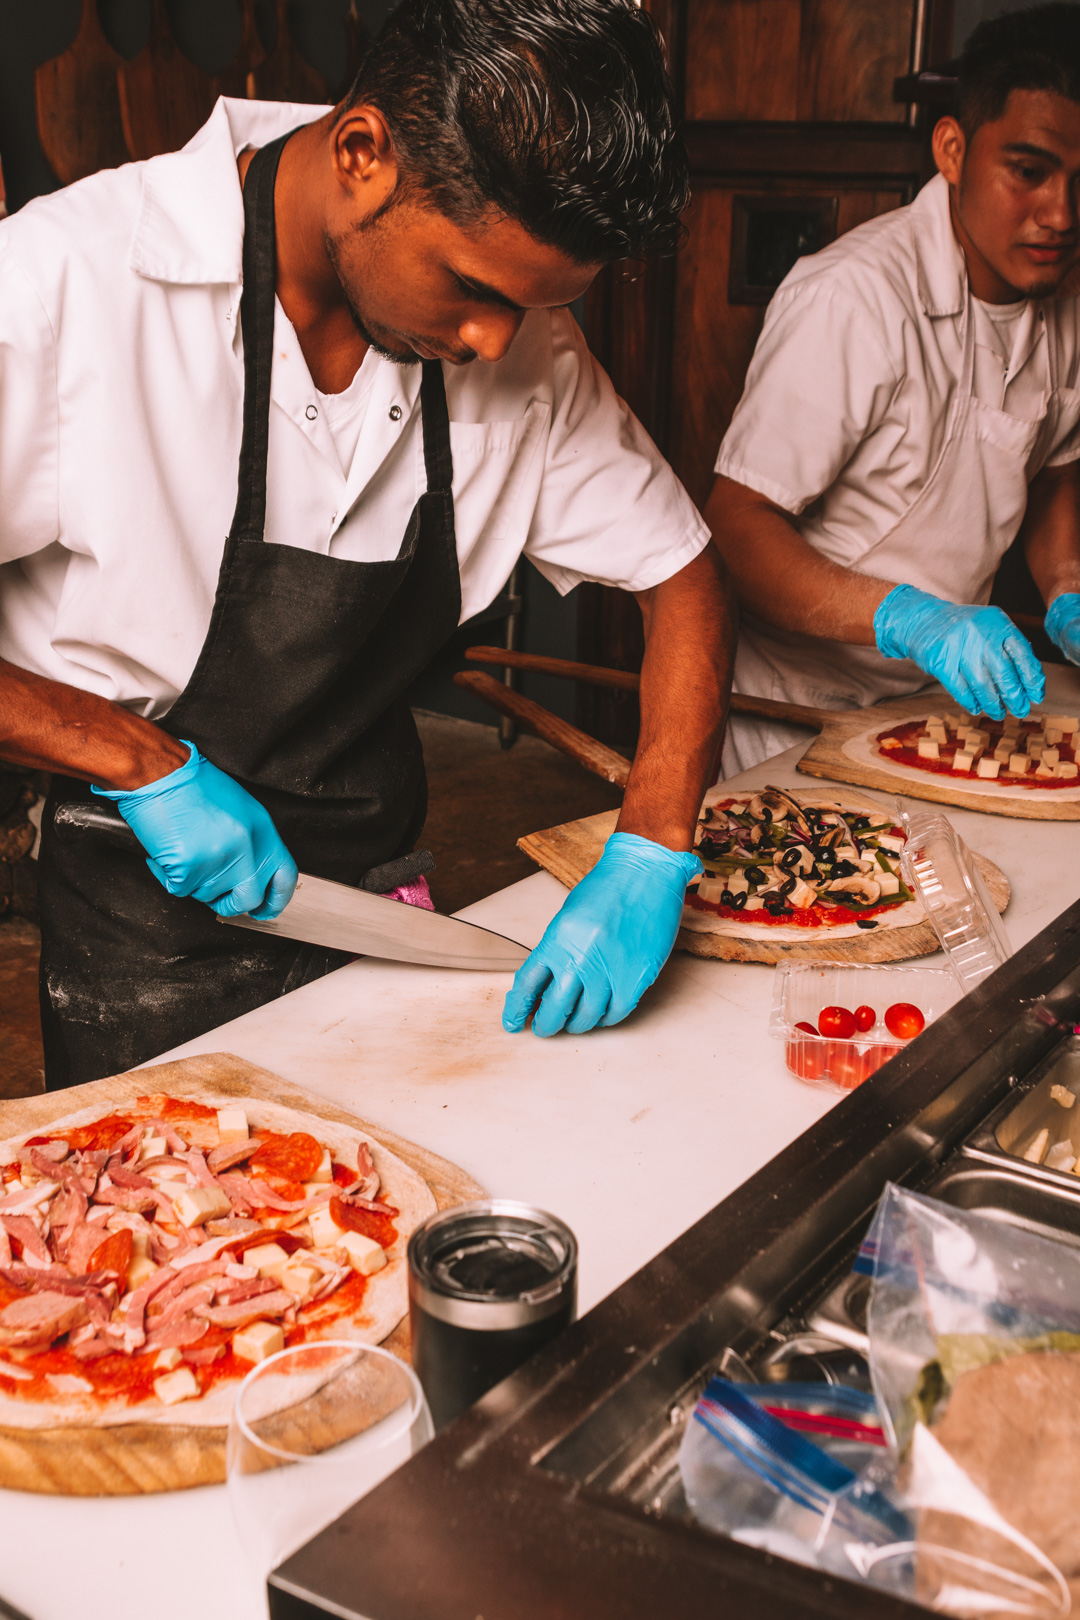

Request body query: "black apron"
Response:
[38, 133, 462, 1089]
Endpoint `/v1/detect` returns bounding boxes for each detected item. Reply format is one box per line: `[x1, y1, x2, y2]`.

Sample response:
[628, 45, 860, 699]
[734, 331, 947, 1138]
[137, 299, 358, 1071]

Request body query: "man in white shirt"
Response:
[708, 2, 1080, 775]
[0, 0, 733, 1086]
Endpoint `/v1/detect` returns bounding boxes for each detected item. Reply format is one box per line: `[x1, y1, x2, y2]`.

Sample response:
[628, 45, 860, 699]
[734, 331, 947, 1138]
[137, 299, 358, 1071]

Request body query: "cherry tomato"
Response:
[786, 1038, 826, 1083]
[853, 1004, 877, 1033]
[794, 1021, 819, 1036]
[884, 1002, 926, 1040]
[828, 1043, 869, 1091]
[818, 1005, 856, 1039]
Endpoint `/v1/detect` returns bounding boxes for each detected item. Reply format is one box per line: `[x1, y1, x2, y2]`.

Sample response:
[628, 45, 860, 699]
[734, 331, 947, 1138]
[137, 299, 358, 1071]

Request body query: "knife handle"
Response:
[51, 800, 140, 848]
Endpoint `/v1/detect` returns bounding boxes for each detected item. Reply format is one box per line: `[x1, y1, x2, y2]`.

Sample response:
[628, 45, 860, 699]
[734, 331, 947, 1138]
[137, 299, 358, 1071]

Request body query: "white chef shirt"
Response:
[0, 98, 707, 718]
[716, 173, 1080, 570]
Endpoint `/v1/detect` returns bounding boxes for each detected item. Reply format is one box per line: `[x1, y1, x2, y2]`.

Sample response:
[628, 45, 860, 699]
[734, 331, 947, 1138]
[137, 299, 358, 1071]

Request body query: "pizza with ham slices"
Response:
[0, 1092, 435, 1429]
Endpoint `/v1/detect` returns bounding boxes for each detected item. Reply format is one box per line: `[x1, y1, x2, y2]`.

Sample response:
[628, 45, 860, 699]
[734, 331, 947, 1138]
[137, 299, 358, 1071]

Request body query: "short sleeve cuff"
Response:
[713, 452, 809, 516]
[529, 515, 711, 598]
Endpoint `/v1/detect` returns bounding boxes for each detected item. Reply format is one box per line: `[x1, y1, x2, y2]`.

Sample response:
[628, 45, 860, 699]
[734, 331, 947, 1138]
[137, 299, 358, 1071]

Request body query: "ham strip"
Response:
[196, 1289, 294, 1328]
[336, 1193, 398, 1217]
[141, 1316, 209, 1353]
[0, 1290, 87, 1349]
[215, 1277, 280, 1306]
[0, 1215, 51, 1267]
[206, 1138, 265, 1173]
[151, 1280, 216, 1328]
[184, 1342, 226, 1365]
[180, 1150, 219, 1190]
[0, 1182, 58, 1217]
[92, 1185, 159, 1215]
[0, 1225, 9, 1270]
[355, 1141, 380, 1200]
[106, 1164, 156, 1192]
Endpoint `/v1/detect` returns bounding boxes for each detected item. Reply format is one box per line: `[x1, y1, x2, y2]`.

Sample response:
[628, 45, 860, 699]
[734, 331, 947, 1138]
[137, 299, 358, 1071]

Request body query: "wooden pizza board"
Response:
[518, 799, 1010, 966]
[793, 694, 1080, 820]
[0, 1053, 485, 1496]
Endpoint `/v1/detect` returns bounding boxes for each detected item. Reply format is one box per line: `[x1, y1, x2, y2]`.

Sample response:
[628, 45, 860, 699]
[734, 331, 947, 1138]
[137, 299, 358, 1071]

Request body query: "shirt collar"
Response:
[129, 97, 329, 286]
[912, 173, 968, 319]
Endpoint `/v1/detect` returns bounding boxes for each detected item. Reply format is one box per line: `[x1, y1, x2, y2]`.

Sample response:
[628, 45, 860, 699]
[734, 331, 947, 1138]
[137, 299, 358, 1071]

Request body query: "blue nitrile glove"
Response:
[874, 583, 1045, 720]
[93, 742, 297, 920]
[1045, 592, 1080, 665]
[502, 832, 702, 1038]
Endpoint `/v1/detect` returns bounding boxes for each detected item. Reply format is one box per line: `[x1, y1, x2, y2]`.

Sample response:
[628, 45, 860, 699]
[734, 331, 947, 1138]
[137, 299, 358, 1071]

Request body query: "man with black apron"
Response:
[707, 3, 1080, 775]
[0, 0, 733, 1087]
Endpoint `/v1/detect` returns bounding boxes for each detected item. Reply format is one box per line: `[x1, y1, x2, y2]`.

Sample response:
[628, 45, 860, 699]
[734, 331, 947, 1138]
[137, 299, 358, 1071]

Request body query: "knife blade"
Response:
[222, 872, 530, 971]
[51, 801, 530, 972]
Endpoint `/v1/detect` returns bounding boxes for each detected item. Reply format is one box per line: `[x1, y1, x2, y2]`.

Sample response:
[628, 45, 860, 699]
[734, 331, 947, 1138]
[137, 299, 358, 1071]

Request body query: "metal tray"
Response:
[964, 1032, 1080, 1190]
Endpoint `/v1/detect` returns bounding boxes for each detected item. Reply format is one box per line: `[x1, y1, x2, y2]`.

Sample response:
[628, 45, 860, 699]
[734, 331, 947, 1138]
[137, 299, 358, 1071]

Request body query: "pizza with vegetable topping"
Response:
[0, 1092, 435, 1429]
[684, 786, 924, 941]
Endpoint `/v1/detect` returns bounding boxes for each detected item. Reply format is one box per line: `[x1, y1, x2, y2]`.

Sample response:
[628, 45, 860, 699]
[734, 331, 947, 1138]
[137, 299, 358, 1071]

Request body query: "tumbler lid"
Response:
[408, 1201, 577, 1331]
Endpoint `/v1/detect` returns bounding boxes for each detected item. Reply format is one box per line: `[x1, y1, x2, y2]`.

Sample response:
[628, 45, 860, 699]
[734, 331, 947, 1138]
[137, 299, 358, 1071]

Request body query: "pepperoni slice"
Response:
[229, 1230, 308, 1258]
[60, 1116, 135, 1154]
[329, 1197, 398, 1250]
[331, 1161, 355, 1188]
[88, 1228, 133, 1277]
[249, 1132, 322, 1183]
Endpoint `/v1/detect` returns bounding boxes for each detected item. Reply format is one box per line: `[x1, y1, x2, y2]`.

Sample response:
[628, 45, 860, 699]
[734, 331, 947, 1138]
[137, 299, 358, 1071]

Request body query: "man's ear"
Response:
[331, 104, 399, 203]
[933, 115, 967, 187]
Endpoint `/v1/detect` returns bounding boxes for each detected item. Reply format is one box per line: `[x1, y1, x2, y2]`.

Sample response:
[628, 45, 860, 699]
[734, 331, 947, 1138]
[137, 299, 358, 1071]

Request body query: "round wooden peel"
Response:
[0, 1054, 485, 1496]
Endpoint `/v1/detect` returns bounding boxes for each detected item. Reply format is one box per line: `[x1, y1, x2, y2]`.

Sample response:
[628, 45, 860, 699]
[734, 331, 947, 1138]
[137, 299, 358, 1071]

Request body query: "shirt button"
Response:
[389, 404, 402, 422]
[305, 404, 318, 421]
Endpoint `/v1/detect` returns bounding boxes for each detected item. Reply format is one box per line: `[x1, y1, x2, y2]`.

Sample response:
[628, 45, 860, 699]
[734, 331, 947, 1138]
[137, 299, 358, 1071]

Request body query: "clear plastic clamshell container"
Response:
[897, 806, 1012, 992]
[770, 962, 961, 1094]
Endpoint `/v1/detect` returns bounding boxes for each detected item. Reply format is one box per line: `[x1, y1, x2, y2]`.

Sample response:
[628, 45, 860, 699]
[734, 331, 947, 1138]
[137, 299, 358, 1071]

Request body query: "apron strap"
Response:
[230, 132, 291, 549]
[419, 360, 453, 494]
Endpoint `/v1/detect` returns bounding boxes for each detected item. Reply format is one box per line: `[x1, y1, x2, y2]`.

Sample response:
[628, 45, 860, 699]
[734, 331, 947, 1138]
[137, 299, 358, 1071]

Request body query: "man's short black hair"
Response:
[342, 0, 689, 264]
[958, 2, 1080, 135]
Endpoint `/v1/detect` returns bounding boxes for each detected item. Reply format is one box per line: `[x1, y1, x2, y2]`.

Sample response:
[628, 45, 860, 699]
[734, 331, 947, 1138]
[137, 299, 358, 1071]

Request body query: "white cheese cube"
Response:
[308, 1204, 346, 1250]
[966, 729, 989, 748]
[993, 744, 1012, 763]
[788, 878, 817, 910]
[1051, 1085, 1076, 1109]
[1027, 737, 1046, 758]
[309, 1148, 333, 1185]
[925, 713, 943, 727]
[1035, 764, 1054, 778]
[1056, 761, 1079, 779]
[951, 750, 975, 773]
[140, 1134, 167, 1160]
[1046, 1141, 1077, 1173]
[1042, 748, 1060, 768]
[1046, 728, 1064, 746]
[943, 711, 962, 727]
[127, 1253, 157, 1291]
[1046, 714, 1079, 733]
[170, 1186, 233, 1228]
[696, 877, 726, 903]
[232, 1321, 285, 1364]
[243, 1241, 291, 1280]
[1024, 1127, 1050, 1165]
[280, 1260, 321, 1300]
[154, 1347, 183, 1371]
[875, 833, 904, 853]
[338, 1231, 387, 1277]
[726, 871, 749, 896]
[743, 895, 765, 911]
[977, 758, 1001, 779]
[1008, 753, 1030, 775]
[877, 872, 900, 895]
[917, 739, 940, 760]
[215, 1107, 248, 1147]
[927, 724, 947, 744]
[153, 1367, 199, 1406]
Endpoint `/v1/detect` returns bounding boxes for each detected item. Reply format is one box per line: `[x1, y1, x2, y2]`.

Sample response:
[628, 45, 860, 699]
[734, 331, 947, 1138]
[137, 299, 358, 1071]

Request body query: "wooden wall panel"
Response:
[797, 0, 916, 122]
[688, 0, 917, 123]
[667, 182, 906, 508]
[686, 0, 801, 122]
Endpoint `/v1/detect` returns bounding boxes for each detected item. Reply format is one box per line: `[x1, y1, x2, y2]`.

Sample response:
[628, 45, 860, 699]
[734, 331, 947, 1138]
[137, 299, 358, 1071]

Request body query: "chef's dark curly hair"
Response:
[341, 0, 689, 264]
[958, 2, 1080, 134]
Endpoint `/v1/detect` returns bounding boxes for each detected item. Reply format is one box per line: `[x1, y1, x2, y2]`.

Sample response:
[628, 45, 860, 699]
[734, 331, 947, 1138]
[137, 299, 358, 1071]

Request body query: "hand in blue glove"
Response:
[502, 832, 702, 1038]
[93, 742, 297, 920]
[874, 583, 1045, 721]
[1045, 592, 1080, 665]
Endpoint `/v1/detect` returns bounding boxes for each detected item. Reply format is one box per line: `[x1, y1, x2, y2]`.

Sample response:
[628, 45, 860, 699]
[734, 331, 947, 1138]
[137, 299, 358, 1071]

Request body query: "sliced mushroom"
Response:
[763, 785, 813, 839]
[825, 874, 881, 906]
[747, 792, 787, 823]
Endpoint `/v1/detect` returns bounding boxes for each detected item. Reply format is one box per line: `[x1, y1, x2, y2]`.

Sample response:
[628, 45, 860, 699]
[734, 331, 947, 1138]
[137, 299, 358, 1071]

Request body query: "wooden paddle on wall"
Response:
[35, 0, 130, 184]
[251, 0, 329, 105]
[117, 0, 218, 160]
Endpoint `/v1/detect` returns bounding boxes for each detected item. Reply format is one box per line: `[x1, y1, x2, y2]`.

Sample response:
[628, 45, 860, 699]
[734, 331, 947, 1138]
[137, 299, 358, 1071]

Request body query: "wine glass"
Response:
[227, 1340, 432, 1600]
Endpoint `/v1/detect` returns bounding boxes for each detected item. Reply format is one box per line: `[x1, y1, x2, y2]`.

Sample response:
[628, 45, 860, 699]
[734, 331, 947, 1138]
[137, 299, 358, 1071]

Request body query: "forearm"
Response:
[0, 659, 188, 790]
[1022, 462, 1080, 605]
[705, 475, 893, 645]
[616, 547, 735, 850]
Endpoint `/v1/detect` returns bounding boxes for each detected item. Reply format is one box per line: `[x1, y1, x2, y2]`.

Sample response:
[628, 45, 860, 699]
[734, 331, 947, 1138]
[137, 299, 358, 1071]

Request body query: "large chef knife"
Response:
[52, 802, 530, 972]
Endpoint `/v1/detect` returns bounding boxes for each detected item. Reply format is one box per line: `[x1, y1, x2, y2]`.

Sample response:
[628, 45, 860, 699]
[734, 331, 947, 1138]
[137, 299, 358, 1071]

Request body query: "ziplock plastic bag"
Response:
[859, 1183, 1078, 1618]
[678, 1379, 914, 1590]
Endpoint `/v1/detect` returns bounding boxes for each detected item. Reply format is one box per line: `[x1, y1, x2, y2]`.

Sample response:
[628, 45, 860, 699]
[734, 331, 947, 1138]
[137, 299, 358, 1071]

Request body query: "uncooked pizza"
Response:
[685, 786, 921, 941]
[875, 709, 1080, 790]
[0, 1092, 435, 1429]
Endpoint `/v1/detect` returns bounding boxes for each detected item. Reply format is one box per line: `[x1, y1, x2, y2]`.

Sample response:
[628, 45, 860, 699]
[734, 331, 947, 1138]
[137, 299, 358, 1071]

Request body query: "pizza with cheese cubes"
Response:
[0, 1091, 435, 1429]
[873, 710, 1080, 792]
[684, 787, 925, 941]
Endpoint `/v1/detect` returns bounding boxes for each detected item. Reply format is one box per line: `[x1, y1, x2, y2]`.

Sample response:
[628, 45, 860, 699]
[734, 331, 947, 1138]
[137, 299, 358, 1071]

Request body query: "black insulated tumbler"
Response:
[407, 1200, 578, 1430]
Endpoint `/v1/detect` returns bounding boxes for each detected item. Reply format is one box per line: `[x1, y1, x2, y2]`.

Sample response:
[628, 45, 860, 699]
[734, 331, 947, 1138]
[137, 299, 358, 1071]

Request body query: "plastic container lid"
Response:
[897, 805, 1012, 992]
